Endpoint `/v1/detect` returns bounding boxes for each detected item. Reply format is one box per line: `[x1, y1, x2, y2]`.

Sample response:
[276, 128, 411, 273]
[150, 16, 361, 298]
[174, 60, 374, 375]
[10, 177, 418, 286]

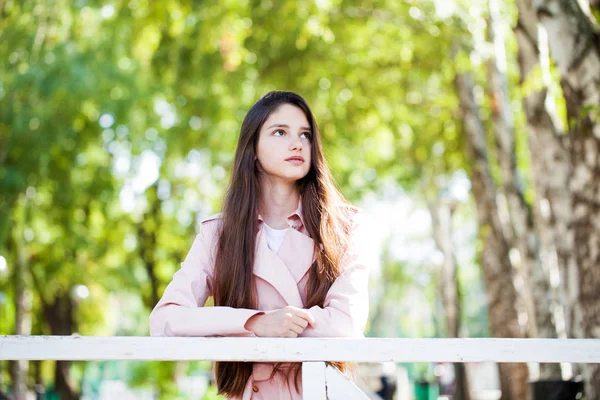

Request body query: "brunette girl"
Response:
[150, 91, 369, 399]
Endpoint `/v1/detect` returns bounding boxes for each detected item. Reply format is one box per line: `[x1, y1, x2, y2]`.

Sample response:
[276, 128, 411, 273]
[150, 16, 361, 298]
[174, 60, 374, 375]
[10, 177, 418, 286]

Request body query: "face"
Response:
[255, 103, 312, 183]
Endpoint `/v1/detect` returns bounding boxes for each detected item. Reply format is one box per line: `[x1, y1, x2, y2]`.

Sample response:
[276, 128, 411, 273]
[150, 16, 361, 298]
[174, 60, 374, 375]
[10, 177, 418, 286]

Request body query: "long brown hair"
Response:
[213, 91, 355, 397]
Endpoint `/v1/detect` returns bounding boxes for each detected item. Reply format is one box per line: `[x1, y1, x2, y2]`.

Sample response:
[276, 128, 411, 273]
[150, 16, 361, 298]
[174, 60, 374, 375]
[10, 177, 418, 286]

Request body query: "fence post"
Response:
[302, 361, 326, 399]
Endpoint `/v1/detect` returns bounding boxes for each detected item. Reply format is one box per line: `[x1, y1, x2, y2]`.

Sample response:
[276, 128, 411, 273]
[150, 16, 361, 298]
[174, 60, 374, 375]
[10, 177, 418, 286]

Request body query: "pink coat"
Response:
[149, 203, 369, 399]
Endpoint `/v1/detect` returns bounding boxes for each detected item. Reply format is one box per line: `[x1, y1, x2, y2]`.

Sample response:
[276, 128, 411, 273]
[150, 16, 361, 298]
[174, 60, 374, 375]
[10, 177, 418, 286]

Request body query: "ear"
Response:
[255, 160, 265, 173]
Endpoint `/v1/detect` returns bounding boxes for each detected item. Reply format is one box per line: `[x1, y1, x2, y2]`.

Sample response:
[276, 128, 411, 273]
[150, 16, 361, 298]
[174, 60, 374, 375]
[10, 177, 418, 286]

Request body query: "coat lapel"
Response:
[253, 228, 305, 308]
[277, 227, 315, 283]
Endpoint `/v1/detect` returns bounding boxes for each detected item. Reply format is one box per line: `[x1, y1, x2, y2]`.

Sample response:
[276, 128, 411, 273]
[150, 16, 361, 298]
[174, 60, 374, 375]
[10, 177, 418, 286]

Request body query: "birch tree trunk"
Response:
[428, 201, 470, 400]
[455, 71, 529, 400]
[488, 0, 562, 380]
[535, 0, 600, 396]
[514, 0, 582, 379]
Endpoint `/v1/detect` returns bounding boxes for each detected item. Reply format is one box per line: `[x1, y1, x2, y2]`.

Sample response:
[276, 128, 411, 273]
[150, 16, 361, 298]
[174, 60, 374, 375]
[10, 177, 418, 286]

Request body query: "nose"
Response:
[289, 136, 303, 151]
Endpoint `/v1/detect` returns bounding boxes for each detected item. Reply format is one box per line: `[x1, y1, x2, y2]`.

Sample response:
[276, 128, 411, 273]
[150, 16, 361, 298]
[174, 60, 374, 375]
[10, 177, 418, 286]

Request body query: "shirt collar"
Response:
[257, 198, 305, 231]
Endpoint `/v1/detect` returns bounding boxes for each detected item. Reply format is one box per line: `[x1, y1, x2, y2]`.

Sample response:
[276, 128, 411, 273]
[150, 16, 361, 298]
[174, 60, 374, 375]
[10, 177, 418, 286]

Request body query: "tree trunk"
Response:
[9, 196, 32, 400]
[32, 360, 43, 396]
[9, 265, 30, 400]
[138, 184, 161, 310]
[31, 270, 79, 400]
[45, 292, 79, 400]
[0, 193, 17, 251]
[488, 0, 562, 380]
[514, 0, 581, 379]
[428, 202, 471, 400]
[455, 70, 529, 400]
[535, 0, 600, 396]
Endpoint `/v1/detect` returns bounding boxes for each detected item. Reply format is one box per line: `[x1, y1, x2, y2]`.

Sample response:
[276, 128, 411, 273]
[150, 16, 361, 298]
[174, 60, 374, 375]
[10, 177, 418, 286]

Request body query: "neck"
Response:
[259, 177, 299, 228]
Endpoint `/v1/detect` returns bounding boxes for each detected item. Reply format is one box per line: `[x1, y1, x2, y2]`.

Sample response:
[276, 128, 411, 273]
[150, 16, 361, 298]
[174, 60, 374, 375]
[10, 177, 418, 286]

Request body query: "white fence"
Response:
[2, 336, 600, 399]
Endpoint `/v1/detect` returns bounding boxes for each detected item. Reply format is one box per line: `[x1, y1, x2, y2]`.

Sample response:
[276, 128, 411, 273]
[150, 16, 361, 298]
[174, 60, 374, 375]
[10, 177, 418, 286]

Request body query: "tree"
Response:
[455, 68, 529, 399]
[513, 0, 581, 378]
[533, 0, 600, 395]
[428, 198, 470, 400]
[488, 0, 561, 380]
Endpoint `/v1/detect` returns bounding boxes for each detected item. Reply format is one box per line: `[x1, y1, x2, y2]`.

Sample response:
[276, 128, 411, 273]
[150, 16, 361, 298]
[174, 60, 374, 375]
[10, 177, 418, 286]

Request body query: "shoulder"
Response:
[200, 212, 223, 225]
[338, 204, 363, 242]
[348, 205, 361, 219]
[339, 203, 361, 227]
[197, 213, 223, 245]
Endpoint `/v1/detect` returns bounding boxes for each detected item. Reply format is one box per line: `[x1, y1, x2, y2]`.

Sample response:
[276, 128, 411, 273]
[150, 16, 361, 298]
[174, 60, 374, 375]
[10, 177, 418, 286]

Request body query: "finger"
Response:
[295, 309, 316, 327]
[284, 330, 298, 338]
[284, 312, 294, 321]
[289, 324, 304, 335]
[292, 316, 308, 329]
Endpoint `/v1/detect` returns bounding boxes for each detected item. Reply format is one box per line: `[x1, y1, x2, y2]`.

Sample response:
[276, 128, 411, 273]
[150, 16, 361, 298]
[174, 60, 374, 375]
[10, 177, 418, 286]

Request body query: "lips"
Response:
[285, 156, 305, 162]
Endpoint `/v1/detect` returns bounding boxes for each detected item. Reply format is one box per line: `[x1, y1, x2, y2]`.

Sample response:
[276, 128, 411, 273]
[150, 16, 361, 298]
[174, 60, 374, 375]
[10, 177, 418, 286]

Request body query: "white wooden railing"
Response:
[2, 336, 600, 399]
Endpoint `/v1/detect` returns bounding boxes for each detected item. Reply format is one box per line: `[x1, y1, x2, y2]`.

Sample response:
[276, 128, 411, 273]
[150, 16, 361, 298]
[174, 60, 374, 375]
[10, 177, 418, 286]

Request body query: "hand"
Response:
[245, 306, 316, 337]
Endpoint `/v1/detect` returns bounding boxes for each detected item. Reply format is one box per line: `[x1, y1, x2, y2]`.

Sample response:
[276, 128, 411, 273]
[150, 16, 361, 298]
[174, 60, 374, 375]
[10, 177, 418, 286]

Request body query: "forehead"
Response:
[262, 103, 310, 128]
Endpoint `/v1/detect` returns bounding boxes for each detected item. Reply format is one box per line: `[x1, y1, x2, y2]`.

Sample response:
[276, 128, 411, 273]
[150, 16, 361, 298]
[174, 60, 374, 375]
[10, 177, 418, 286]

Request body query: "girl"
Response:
[149, 91, 369, 399]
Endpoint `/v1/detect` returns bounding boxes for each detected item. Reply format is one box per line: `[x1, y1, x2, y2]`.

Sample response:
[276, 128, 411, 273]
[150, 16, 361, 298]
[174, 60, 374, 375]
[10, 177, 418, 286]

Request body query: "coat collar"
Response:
[257, 198, 305, 232]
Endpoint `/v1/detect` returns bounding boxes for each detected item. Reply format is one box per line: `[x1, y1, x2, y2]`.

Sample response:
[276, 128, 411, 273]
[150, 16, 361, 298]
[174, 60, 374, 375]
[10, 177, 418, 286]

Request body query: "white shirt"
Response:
[263, 223, 288, 254]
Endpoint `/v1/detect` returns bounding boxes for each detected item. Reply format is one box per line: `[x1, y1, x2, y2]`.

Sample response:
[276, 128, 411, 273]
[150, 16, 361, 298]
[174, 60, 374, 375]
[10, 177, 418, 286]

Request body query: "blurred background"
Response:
[1, 0, 599, 399]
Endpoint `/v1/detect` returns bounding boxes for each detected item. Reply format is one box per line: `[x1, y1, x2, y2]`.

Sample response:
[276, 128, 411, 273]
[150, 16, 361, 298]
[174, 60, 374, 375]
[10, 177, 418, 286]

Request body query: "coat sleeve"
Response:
[300, 212, 370, 337]
[149, 222, 262, 337]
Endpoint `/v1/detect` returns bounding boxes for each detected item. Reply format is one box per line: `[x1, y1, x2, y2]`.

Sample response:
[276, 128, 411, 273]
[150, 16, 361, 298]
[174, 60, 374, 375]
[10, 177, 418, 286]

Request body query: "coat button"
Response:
[252, 385, 259, 392]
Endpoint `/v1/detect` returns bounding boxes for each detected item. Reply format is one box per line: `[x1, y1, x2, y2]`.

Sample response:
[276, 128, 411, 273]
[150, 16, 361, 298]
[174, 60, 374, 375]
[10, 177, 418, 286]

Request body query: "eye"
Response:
[300, 132, 312, 140]
[273, 129, 285, 136]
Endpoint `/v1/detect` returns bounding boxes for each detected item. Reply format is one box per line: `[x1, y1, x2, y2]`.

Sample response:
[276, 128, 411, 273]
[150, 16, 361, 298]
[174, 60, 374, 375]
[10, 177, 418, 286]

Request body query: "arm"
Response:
[300, 214, 370, 338]
[149, 223, 262, 337]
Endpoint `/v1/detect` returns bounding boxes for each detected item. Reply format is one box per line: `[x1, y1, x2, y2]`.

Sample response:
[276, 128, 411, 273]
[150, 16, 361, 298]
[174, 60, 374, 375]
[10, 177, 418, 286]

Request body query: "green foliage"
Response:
[201, 384, 226, 400]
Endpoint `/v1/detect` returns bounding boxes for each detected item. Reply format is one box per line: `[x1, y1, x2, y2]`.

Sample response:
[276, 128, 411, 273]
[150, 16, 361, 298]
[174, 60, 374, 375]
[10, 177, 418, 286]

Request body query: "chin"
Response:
[280, 172, 309, 182]
[285, 175, 308, 182]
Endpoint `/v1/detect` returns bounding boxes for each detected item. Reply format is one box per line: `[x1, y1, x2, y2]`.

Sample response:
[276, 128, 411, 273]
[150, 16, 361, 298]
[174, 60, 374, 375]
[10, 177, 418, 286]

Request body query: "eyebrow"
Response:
[267, 123, 311, 131]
